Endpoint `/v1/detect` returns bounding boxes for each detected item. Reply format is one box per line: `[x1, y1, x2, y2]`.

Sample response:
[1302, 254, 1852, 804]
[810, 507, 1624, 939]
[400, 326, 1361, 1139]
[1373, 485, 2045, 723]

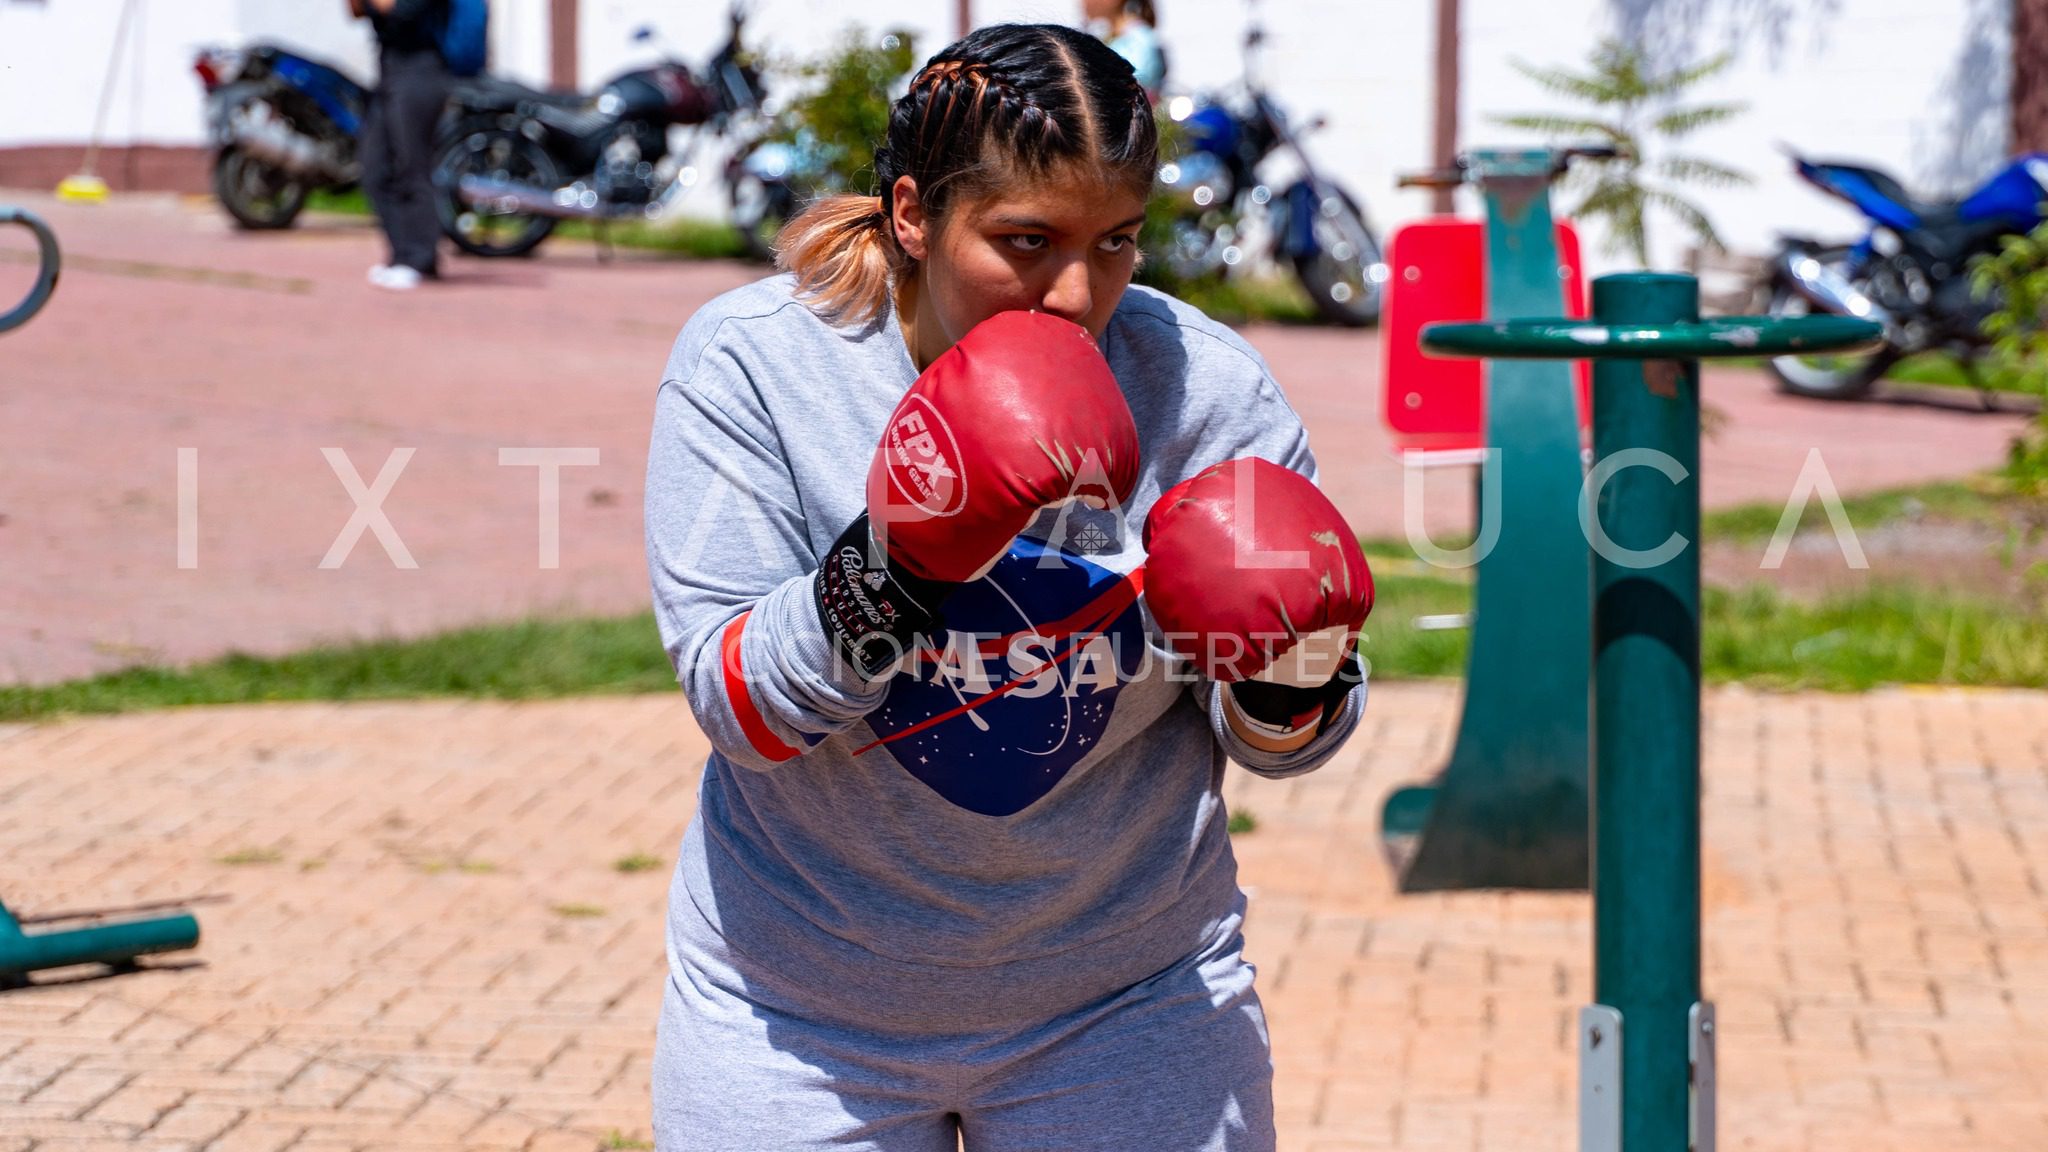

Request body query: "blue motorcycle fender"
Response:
[1275, 180, 1320, 260]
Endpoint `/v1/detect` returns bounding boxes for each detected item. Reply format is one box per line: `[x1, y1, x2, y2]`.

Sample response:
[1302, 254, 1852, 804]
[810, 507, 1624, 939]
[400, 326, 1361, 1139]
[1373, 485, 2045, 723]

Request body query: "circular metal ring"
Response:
[1420, 315, 1884, 361]
[0, 206, 61, 334]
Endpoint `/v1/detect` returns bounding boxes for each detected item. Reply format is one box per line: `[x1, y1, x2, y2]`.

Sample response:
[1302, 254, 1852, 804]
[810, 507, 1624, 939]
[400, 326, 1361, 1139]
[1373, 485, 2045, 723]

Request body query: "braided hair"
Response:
[776, 24, 1157, 328]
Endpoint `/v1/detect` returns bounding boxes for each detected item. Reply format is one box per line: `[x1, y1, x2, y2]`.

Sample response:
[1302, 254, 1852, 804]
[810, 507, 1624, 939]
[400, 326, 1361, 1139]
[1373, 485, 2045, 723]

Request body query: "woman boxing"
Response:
[644, 23, 1371, 1151]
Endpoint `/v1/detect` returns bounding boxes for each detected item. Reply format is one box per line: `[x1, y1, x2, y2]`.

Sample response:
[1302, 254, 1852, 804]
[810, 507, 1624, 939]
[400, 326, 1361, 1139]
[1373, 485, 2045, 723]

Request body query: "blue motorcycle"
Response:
[1151, 22, 1385, 326]
[192, 43, 368, 229]
[1764, 149, 2048, 400]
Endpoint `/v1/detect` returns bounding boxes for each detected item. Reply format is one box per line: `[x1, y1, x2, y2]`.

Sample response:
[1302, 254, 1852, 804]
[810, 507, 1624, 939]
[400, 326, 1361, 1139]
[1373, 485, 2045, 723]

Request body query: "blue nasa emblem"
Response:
[864, 537, 1144, 816]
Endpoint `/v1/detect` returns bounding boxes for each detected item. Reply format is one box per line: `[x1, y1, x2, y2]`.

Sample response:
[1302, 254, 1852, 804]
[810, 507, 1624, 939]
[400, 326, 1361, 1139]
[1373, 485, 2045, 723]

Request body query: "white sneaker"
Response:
[368, 264, 421, 292]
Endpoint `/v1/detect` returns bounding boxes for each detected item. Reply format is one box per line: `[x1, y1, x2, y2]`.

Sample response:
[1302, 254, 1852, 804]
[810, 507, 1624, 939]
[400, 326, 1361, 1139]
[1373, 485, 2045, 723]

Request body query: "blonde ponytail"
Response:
[774, 194, 906, 329]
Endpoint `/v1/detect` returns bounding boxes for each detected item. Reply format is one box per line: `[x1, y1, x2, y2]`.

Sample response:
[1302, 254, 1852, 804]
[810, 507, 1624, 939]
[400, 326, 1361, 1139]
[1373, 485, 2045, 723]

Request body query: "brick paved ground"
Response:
[4, 685, 2046, 1151]
[1, 194, 2031, 684]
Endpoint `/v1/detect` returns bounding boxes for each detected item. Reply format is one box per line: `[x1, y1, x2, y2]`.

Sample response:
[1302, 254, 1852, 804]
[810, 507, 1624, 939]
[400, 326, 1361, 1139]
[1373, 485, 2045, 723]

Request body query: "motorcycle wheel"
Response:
[214, 146, 309, 230]
[1764, 251, 1897, 401]
[433, 126, 560, 259]
[1290, 187, 1384, 328]
[729, 169, 794, 263]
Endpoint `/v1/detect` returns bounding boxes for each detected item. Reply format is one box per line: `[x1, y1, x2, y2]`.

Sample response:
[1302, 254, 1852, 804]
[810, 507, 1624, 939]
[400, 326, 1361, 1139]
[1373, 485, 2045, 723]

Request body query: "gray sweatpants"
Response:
[651, 893, 1277, 1151]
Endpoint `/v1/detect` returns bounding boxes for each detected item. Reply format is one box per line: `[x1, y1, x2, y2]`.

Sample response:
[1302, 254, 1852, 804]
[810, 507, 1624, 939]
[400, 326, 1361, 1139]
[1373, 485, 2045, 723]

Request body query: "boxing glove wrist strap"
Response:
[1227, 650, 1364, 737]
[813, 512, 953, 682]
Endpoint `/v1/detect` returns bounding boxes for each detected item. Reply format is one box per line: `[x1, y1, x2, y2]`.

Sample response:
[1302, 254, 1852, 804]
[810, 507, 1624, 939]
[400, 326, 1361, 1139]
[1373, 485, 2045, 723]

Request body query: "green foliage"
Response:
[772, 27, 920, 194]
[614, 853, 665, 874]
[1226, 810, 1257, 835]
[1495, 39, 1749, 264]
[1968, 219, 2048, 516]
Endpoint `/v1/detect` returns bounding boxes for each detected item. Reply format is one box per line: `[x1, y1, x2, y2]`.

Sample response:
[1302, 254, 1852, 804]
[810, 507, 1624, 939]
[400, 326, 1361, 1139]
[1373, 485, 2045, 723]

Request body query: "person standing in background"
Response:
[1083, 0, 1166, 101]
[349, 0, 451, 291]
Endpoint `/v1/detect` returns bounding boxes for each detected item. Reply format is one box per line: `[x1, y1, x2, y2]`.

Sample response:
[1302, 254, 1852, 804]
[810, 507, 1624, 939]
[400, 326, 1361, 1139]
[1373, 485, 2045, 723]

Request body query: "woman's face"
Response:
[893, 167, 1149, 347]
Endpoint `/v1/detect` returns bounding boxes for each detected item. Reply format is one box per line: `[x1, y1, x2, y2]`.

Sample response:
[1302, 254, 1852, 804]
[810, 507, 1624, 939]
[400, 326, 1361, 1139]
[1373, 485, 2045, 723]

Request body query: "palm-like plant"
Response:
[1494, 39, 1750, 264]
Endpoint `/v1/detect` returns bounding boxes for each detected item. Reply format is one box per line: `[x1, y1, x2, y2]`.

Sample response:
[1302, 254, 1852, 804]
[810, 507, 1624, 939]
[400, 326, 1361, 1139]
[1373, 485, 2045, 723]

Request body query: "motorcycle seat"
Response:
[452, 75, 589, 112]
[1806, 159, 1957, 225]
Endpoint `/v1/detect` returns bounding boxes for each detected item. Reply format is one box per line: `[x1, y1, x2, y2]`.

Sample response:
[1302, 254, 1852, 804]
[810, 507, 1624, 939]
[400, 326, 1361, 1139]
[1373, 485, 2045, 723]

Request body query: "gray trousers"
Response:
[651, 898, 1278, 1151]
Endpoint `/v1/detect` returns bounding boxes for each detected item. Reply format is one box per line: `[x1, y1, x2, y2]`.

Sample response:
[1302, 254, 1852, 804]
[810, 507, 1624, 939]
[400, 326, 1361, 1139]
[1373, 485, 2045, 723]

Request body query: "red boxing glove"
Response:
[869, 310, 1140, 581]
[816, 311, 1140, 679]
[1143, 456, 1374, 733]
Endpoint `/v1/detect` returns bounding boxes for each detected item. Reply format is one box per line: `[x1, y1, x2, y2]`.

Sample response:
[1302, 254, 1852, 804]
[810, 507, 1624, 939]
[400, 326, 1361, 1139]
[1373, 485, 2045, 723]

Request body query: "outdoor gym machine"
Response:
[0, 204, 206, 988]
[1379, 148, 1608, 891]
[1396, 151, 1882, 1152]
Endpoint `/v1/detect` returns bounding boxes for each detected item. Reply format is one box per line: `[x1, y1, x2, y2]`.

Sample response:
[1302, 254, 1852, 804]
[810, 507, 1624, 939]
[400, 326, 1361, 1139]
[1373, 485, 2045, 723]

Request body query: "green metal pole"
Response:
[1586, 273, 1703, 1152]
[0, 903, 199, 982]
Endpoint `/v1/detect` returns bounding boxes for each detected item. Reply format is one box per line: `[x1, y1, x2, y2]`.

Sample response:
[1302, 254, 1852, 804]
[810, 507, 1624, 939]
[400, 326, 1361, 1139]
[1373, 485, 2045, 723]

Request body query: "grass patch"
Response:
[0, 614, 675, 722]
[1226, 810, 1257, 835]
[217, 847, 283, 866]
[550, 902, 607, 919]
[1362, 572, 2048, 689]
[10, 534, 2048, 721]
[613, 853, 665, 874]
[1881, 355, 2037, 396]
[1699, 475, 2015, 544]
[297, 186, 754, 261]
[1705, 582, 2048, 689]
[1357, 564, 1479, 681]
[557, 216, 752, 261]
[304, 187, 370, 216]
[418, 857, 499, 876]
[601, 1134, 654, 1152]
[1158, 275, 1320, 326]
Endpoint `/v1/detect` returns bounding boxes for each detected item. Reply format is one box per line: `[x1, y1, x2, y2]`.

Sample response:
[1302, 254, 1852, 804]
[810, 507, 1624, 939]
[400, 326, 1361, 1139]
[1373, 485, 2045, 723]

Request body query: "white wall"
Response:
[0, 0, 540, 147]
[0, 0, 2013, 272]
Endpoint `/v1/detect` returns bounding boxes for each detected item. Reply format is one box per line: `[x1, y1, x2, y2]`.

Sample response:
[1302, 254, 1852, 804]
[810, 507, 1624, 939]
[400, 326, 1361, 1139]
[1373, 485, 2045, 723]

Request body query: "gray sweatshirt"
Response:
[645, 276, 1364, 1026]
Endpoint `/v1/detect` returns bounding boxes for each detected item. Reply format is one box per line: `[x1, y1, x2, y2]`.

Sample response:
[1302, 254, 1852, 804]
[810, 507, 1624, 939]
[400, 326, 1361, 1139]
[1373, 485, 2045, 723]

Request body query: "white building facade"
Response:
[0, 0, 2013, 270]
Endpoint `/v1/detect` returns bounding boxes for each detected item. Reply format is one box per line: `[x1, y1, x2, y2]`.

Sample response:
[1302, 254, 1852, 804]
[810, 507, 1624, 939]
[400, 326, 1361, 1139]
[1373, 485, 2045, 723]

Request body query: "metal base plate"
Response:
[1579, 1004, 1622, 1152]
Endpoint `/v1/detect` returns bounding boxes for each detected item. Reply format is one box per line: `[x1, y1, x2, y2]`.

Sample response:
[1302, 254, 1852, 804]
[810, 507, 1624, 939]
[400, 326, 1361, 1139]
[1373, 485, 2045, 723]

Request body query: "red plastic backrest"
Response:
[1380, 217, 1591, 454]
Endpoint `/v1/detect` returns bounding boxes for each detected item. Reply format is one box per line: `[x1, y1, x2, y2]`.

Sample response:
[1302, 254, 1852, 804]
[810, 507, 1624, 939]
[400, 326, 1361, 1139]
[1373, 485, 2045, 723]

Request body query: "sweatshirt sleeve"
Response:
[644, 319, 887, 772]
[1175, 327, 1371, 778]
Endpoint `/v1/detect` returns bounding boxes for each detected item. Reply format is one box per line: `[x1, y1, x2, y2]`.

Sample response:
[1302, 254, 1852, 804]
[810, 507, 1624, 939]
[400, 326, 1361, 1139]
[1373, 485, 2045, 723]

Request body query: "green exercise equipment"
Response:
[2, 205, 204, 989]
[1, 898, 203, 988]
[1380, 147, 1607, 891]
[1422, 274, 1879, 1151]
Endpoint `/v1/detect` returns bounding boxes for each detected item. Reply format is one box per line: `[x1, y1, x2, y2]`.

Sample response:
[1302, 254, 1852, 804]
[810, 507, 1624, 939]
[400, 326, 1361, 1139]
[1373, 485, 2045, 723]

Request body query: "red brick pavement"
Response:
[3, 685, 2047, 1150]
[0, 194, 2030, 685]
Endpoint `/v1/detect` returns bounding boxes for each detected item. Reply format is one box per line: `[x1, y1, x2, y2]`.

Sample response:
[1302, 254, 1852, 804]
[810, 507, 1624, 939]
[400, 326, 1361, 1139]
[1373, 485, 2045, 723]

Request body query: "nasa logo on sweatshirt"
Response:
[862, 537, 1145, 816]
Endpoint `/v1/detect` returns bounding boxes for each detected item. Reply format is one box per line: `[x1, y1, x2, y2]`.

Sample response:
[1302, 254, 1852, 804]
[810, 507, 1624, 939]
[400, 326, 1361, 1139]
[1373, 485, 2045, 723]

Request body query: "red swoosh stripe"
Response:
[721, 612, 802, 763]
[854, 569, 1147, 755]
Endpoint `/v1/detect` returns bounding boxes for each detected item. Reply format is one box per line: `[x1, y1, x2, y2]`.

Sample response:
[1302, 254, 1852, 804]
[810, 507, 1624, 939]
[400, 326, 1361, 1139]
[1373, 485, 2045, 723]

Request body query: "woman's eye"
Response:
[1005, 235, 1048, 254]
[1098, 234, 1137, 254]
